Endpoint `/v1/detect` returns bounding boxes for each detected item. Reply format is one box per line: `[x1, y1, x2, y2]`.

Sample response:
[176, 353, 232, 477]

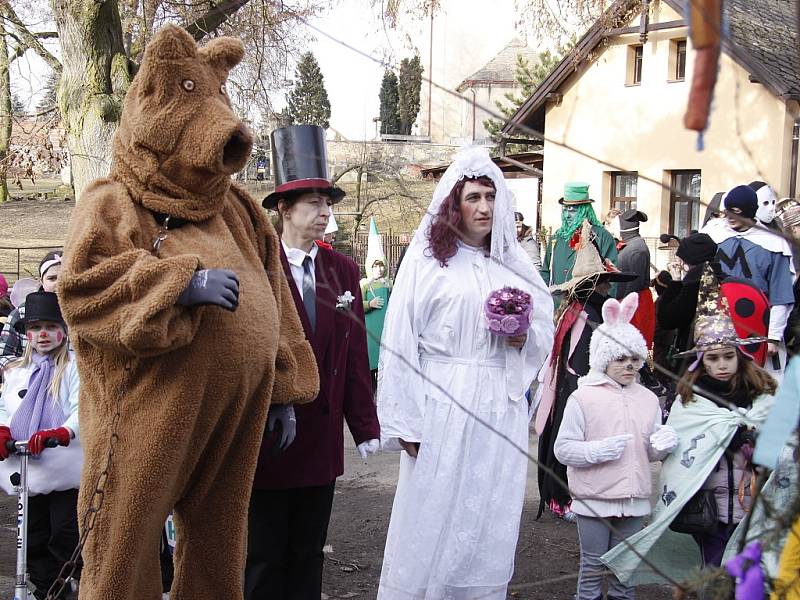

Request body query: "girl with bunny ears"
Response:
[555, 292, 679, 600]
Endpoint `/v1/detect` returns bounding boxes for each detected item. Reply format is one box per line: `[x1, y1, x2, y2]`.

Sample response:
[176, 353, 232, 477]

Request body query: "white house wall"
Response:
[540, 2, 793, 251]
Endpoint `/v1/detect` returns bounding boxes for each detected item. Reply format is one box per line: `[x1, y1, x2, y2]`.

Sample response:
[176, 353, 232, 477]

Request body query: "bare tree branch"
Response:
[183, 0, 252, 41]
[2, 5, 62, 73]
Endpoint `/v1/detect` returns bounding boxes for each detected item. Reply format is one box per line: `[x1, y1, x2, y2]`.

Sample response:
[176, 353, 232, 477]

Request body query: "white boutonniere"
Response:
[336, 291, 355, 311]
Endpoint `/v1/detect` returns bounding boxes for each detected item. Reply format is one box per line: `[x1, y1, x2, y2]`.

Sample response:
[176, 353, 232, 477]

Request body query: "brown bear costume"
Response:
[58, 25, 318, 600]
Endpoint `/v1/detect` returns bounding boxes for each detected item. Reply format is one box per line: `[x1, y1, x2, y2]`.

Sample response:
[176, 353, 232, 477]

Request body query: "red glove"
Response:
[28, 427, 71, 456]
[0, 426, 13, 460]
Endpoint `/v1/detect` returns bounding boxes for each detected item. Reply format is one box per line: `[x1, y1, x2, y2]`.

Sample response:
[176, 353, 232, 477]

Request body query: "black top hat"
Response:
[14, 291, 65, 334]
[262, 125, 346, 209]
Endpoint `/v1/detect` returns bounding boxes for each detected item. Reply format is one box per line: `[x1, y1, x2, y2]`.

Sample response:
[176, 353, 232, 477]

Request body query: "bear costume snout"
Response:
[222, 124, 254, 172]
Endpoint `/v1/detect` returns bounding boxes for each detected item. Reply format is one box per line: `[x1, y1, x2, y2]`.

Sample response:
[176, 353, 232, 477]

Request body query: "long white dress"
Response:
[377, 240, 553, 600]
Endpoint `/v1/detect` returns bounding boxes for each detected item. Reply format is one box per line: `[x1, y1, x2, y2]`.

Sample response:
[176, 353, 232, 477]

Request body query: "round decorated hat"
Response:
[777, 198, 800, 228]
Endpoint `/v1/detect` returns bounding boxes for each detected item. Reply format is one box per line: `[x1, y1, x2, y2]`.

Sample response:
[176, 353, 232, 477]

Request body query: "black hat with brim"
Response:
[558, 196, 595, 205]
[262, 124, 346, 209]
[14, 291, 65, 334]
[551, 270, 638, 293]
[263, 182, 345, 210]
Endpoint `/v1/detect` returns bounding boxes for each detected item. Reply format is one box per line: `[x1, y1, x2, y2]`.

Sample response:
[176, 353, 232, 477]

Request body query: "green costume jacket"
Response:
[360, 276, 392, 370]
[540, 225, 618, 287]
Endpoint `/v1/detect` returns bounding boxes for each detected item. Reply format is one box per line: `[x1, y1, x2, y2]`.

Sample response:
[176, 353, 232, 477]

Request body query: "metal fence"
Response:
[0, 245, 64, 285]
[335, 232, 412, 278]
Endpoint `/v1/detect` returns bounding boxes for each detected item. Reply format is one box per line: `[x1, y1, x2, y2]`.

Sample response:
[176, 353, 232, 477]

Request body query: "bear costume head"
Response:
[112, 24, 253, 220]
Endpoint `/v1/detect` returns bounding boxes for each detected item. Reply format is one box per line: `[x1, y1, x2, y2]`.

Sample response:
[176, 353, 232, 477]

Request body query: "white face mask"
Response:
[607, 216, 621, 240]
[756, 185, 777, 224]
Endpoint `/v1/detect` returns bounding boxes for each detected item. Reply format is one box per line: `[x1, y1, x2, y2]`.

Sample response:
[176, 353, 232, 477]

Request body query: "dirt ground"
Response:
[0, 444, 675, 600]
[0, 185, 676, 599]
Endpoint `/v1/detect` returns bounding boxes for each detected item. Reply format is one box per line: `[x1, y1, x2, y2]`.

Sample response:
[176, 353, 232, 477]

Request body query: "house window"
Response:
[670, 170, 701, 238]
[676, 40, 687, 80]
[611, 172, 638, 212]
[627, 45, 644, 85]
[669, 38, 687, 81]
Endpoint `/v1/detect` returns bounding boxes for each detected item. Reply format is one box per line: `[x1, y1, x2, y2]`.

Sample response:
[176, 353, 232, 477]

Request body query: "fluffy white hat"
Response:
[589, 292, 648, 373]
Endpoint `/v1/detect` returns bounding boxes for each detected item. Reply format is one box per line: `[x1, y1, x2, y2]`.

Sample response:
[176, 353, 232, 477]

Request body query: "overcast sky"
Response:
[8, 0, 528, 141]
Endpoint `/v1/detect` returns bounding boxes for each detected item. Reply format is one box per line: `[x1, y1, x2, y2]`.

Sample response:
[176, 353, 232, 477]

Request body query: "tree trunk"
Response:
[0, 15, 12, 204]
[51, 0, 131, 201]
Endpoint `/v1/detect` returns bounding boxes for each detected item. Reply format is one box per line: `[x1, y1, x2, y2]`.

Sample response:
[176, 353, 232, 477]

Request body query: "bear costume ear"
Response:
[146, 24, 197, 62]
[200, 37, 245, 74]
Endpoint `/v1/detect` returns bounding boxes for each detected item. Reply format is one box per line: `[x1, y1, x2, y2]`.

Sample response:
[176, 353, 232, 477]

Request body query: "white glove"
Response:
[649, 425, 679, 453]
[588, 434, 633, 464]
[357, 439, 380, 463]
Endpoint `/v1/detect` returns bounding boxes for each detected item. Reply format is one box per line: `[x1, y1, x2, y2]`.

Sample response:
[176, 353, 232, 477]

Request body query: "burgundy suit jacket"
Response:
[252, 245, 380, 489]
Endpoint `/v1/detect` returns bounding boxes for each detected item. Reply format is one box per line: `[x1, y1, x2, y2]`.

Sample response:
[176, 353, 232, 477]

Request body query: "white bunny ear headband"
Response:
[590, 292, 648, 373]
[600, 291, 639, 327]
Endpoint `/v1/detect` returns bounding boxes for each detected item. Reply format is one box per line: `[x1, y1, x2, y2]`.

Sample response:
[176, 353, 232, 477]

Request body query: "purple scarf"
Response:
[9, 353, 66, 439]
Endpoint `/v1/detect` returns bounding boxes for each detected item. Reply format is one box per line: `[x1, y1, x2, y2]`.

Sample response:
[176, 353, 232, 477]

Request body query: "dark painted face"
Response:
[561, 205, 580, 230]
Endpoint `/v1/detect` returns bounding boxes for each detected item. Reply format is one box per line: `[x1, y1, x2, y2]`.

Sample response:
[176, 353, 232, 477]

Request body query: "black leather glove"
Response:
[177, 269, 239, 311]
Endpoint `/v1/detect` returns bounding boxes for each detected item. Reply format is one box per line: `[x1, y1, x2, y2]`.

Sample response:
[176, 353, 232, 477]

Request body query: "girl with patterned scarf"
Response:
[0, 291, 81, 599]
[603, 265, 778, 588]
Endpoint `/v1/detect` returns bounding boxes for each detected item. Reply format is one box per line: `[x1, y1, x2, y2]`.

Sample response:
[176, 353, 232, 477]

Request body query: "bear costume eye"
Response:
[182, 79, 195, 92]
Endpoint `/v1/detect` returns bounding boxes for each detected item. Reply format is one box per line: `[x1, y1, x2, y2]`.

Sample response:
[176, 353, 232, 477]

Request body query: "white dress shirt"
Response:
[282, 240, 318, 301]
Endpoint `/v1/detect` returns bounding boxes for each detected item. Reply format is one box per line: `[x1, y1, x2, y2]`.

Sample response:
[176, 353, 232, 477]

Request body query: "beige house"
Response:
[502, 0, 800, 265]
[396, 0, 540, 144]
[455, 39, 540, 144]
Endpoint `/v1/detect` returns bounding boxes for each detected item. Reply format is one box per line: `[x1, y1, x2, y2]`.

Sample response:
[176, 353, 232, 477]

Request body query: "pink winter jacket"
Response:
[566, 380, 661, 501]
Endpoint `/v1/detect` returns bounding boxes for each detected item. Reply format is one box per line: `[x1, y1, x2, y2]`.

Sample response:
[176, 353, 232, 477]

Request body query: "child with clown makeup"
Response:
[0, 291, 81, 599]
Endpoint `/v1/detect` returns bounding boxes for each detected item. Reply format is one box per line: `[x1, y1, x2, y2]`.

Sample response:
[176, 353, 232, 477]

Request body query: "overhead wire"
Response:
[252, 2, 800, 592]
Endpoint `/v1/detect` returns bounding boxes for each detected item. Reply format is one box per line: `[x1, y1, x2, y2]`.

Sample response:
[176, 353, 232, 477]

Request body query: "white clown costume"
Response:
[376, 147, 554, 599]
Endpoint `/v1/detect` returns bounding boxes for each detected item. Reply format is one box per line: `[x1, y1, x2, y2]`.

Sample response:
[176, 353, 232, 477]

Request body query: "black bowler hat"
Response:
[619, 209, 648, 231]
[262, 125, 346, 209]
[14, 291, 65, 334]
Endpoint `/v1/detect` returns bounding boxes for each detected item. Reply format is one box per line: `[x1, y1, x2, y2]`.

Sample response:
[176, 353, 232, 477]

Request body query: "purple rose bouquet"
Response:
[484, 287, 532, 337]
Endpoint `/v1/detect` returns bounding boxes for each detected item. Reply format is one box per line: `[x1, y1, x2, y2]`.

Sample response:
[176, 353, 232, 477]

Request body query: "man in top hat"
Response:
[541, 183, 618, 296]
[615, 209, 655, 348]
[247, 124, 380, 600]
[702, 184, 795, 377]
[535, 220, 635, 522]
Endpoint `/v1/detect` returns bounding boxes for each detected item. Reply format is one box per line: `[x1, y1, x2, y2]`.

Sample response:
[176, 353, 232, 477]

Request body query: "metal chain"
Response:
[44, 362, 128, 600]
[43, 225, 166, 598]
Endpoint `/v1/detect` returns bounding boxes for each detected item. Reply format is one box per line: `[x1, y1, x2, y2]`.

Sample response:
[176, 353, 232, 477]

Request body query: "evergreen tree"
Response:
[378, 70, 400, 135]
[483, 46, 567, 141]
[397, 55, 423, 135]
[10, 93, 25, 117]
[36, 71, 60, 116]
[286, 52, 331, 129]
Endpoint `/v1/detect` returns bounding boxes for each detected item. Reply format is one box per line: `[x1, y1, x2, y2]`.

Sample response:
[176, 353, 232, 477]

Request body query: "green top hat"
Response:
[559, 181, 594, 205]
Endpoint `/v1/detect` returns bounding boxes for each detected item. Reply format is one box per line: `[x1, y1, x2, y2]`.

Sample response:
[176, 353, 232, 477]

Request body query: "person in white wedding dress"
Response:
[376, 147, 555, 600]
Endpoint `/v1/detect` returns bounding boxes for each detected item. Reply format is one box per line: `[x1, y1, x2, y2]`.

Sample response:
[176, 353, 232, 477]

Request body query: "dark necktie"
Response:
[302, 256, 316, 332]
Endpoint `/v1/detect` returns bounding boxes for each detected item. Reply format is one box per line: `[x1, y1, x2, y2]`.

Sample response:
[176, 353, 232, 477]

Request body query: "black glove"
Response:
[266, 404, 296, 453]
[177, 269, 239, 311]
